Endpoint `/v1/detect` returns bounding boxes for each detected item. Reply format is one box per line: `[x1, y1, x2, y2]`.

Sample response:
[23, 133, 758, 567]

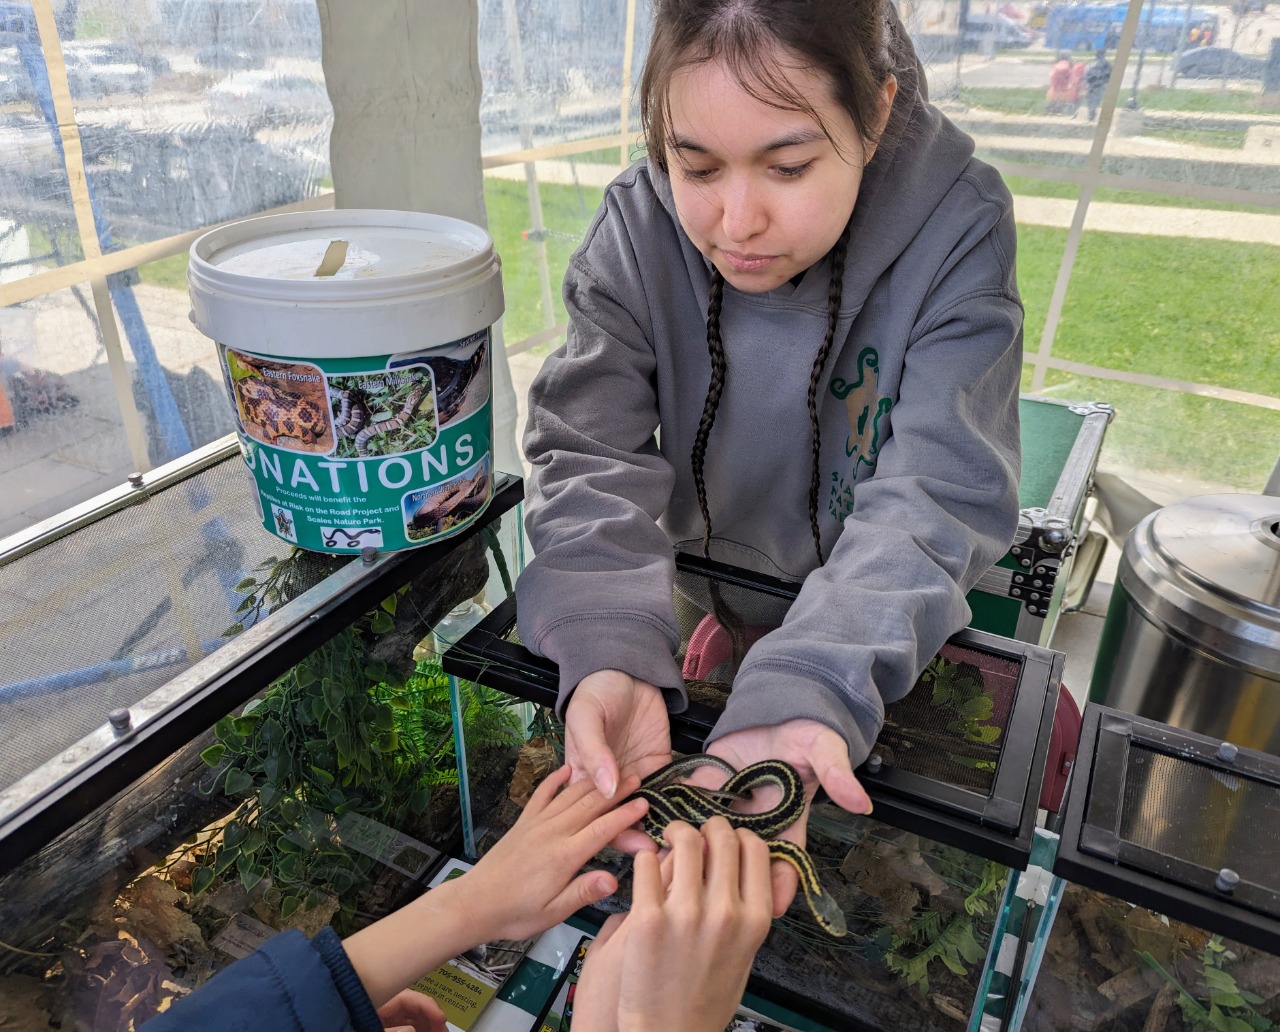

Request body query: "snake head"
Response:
[810, 891, 848, 938]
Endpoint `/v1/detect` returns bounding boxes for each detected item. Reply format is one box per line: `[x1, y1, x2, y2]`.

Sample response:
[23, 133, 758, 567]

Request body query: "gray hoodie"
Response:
[514, 47, 1023, 767]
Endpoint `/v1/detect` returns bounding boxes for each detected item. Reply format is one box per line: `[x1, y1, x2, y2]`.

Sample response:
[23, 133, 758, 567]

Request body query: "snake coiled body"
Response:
[334, 386, 427, 456]
[629, 754, 847, 937]
[333, 390, 368, 439]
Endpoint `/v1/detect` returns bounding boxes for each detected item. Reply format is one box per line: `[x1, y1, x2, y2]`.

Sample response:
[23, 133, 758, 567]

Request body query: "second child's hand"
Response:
[573, 817, 774, 1032]
[689, 719, 871, 916]
[343, 766, 648, 1007]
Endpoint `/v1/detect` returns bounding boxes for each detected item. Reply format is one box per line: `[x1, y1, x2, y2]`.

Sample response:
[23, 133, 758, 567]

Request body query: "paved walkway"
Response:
[485, 159, 1280, 244]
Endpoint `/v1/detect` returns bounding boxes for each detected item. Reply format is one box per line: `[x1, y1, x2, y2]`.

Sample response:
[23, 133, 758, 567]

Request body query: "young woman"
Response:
[514, 0, 1023, 914]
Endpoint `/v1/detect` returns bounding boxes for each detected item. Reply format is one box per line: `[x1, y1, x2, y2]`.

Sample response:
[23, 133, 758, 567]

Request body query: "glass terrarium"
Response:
[0, 442, 526, 1028]
[1010, 705, 1280, 1031]
[444, 551, 1068, 1031]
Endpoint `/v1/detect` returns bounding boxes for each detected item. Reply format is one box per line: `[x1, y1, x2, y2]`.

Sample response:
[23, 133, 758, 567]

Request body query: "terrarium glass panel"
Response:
[0, 509, 523, 1028]
[1023, 881, 1280, 1031]
[445, 552, 1062, 869]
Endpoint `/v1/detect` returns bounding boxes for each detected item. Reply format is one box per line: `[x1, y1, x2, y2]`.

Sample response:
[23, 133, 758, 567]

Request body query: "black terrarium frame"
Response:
[0, 473, 526, 876]
[443, 551, 1064, 869]
[1054, 705, 1280, 955]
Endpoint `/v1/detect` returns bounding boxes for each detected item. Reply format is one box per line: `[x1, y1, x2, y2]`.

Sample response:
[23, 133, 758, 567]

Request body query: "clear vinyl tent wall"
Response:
[481, 0, 1280, 508]
[1, 0, 1278, 531]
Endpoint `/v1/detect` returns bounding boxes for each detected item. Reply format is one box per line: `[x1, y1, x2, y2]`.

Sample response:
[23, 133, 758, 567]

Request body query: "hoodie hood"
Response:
[647, 11, 977, 312]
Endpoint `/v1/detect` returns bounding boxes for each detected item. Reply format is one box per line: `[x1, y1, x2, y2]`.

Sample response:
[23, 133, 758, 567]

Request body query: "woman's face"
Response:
[664, 47, 894, 294]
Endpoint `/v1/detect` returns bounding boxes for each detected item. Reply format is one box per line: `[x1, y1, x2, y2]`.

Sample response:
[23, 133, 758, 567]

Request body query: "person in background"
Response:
[1047, 51, 1075, 113]
[516, 0, 1022, 917]
[1069, 56, 1088, 115]
[141, 767, 774, 1032]
[1085, 48, 1113, 121]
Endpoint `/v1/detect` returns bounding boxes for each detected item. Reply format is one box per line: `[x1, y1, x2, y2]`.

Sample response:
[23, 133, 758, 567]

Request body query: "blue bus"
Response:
[1044, 3, 1219, 53]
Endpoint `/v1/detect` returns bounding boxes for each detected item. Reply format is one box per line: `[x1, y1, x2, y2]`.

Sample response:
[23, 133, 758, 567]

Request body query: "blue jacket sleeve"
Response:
[141, 927, 381, 1032]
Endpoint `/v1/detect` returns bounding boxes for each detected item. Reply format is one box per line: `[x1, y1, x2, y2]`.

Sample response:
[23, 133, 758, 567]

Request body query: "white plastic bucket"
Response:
[188, 209, 504, 554]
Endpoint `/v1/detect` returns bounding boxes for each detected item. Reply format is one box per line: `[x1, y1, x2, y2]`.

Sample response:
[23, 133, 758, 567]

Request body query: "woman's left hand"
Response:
[689, 719, 871, 917]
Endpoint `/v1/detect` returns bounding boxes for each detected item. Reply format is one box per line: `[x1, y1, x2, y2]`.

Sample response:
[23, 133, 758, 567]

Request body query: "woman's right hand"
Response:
[564, 669, 671, 801]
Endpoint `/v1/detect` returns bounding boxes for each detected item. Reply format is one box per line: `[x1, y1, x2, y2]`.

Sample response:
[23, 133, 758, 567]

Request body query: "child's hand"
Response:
[453, 764, 649, 942]
[574, 817, 774, 1032]
[376, 987, 447, 1032]
[347, 765, 647, 1007]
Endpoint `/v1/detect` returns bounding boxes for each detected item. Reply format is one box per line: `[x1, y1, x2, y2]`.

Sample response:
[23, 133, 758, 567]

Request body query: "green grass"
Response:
[1142, 125, 1247, 149]
[484, 176, 605, 347]
[551, 143, 648, 166]
[1014, 223, 1280, 486]
[137, 251, 190, 290]
[1028, 372, 1280, 488]
[1016, 223, 1280, 395]
[1002, 175, 1280, 215]
[961, 84, 1280, 116]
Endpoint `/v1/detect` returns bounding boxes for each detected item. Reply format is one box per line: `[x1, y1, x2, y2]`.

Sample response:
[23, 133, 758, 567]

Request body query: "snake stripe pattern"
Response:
[352, 385, 427, 456]
[628, 754, 847, 937]
[332, 390, 367, 439]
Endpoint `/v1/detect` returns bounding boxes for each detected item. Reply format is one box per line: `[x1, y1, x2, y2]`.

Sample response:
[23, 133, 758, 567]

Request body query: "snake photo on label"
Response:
[327, 366, 438, 459]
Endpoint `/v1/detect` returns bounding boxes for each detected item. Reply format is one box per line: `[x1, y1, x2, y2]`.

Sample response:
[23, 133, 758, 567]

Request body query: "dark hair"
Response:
[640, 0, 906, 172]
[652, 0, 898, 566]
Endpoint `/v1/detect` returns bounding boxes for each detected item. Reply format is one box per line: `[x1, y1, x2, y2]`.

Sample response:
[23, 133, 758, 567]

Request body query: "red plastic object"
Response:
[1039, 682, 1082, 813]
[682, 614, 769, 680]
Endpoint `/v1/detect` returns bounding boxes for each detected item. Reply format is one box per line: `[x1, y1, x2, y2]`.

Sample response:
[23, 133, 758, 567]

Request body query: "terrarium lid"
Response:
[1053, 704, 1280, 955]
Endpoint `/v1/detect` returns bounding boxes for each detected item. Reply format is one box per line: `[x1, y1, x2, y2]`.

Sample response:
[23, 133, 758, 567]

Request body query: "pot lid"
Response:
[1122, 493, 1280, 666]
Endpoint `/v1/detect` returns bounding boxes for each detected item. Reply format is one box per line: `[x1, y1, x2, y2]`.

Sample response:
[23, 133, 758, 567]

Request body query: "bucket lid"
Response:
[1120, 493, 1280, 671]
[187, 209, 504, 357]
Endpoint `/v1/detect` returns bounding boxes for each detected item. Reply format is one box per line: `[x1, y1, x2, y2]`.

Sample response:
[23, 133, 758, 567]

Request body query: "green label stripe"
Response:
[240, 403, 492, 551]
[219, 330, 493, 553]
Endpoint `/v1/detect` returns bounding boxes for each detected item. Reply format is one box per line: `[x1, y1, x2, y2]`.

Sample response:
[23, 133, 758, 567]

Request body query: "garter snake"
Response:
[628, 754, 847, 938]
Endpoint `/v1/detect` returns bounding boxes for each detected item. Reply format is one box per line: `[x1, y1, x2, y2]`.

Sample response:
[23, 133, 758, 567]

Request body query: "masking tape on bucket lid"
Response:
[187, 209, 504, 359]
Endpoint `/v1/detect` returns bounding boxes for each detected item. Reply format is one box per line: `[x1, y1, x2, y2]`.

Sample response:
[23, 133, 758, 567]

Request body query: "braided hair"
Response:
[688, 227, 848, 675]
[691, 268, 726, 560]
[647, 0, 902, 666]
[690, 222, 849, 569]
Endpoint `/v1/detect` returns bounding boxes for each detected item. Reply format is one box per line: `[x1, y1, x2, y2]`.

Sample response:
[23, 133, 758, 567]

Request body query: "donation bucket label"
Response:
[219, 329, 492, 552]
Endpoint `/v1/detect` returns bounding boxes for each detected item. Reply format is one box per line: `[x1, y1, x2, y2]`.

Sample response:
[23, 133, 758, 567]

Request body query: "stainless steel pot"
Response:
[1089, 493, 1280, 752]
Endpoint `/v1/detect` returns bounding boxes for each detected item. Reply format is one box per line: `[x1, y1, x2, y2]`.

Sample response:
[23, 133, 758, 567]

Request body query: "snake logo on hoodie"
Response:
[828, 345, 893, 521]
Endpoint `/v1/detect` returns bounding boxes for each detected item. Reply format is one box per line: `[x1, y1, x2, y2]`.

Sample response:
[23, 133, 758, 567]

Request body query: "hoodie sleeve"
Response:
[709, 201, 1023, 767]
[141, 928, 378, 1032]
[515, 230, 688, 714]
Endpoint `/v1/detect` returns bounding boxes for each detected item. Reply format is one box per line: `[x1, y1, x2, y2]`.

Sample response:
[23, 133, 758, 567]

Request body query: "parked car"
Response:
[204, 67, 331, 127]
[62, 40, 172, 78]
[195, 45, 266, 72]
[962, 13, 1035, 50]
[1175, 45, 1267, 78]
[61, 43, 154, 97]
